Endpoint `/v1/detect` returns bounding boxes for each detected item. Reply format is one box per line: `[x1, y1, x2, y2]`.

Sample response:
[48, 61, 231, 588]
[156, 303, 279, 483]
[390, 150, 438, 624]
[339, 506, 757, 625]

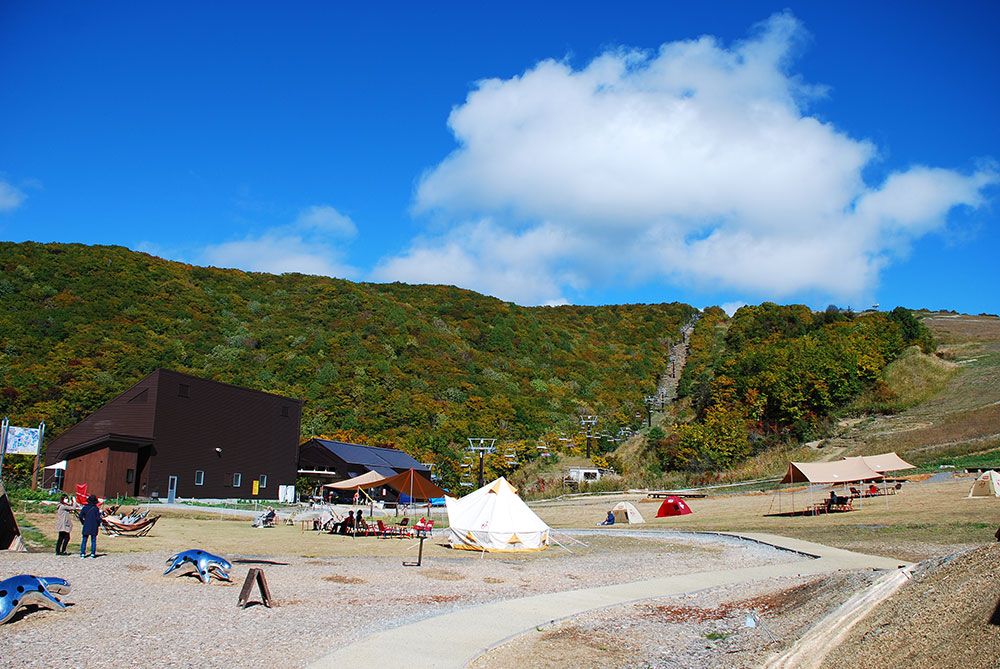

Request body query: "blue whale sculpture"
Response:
[163, 549, 232, 584]
[0, 575, 71, 625]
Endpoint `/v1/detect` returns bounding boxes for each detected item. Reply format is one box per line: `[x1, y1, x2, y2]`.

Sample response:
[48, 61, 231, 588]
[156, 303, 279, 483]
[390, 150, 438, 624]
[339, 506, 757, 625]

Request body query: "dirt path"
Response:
[308, 532, 906, 669]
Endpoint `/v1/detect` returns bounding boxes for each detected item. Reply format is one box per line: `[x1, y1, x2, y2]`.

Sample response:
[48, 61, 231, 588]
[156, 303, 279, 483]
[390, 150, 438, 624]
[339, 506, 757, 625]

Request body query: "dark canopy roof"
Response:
[311, 439, 429, 473]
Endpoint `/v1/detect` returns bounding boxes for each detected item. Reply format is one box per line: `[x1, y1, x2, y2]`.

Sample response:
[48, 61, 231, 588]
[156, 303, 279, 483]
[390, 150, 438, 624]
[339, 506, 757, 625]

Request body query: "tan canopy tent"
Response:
[842, 452, 915, 474]
[380, 468, 447, 501]
[323, 470, 387, 490]
[781, 459, 882, 484]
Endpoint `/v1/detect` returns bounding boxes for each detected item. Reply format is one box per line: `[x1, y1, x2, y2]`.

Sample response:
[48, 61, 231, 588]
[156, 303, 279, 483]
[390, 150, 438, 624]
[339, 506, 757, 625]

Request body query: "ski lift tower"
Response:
[579, 415, 598, 458]
[644, 395, 658, 428]
[467, 437, 496, 489]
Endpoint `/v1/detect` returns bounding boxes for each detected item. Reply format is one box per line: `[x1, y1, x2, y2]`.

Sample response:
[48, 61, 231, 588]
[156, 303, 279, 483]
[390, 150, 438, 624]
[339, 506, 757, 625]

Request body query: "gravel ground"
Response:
[0, 532, 801, 668]
[471, 571, 881, 669]
[821, 542, 1000, 669]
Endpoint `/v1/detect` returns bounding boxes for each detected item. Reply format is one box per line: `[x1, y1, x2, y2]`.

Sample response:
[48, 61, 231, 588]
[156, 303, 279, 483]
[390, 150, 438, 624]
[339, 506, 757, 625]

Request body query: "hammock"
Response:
[101, 515, 159, 537]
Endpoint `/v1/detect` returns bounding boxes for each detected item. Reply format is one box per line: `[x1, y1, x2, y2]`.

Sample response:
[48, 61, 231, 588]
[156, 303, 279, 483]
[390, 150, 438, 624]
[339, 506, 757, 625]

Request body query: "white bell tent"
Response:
[445, 477, 550, 552]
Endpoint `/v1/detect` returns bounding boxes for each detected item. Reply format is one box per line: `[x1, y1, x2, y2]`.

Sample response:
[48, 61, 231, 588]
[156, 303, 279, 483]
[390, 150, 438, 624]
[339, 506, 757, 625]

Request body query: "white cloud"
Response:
[381, 12, 996, 305]
[374, 220, 582, 304]
[295, 205, 357, 238]
[720, 301, 747, 317]
[0, 179, 26, 212]
[202, 204, 358, 278]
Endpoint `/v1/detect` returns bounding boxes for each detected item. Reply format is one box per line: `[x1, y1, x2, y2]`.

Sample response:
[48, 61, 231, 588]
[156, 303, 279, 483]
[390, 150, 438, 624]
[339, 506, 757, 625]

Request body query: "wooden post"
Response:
[238, 568, 274, 608]
[403, 536, 425, 567]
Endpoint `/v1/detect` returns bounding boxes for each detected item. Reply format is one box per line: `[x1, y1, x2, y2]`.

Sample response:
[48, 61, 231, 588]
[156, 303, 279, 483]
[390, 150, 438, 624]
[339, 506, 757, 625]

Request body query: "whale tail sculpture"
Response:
[0, 575, 72, 624]
[164, 549, 232, 584]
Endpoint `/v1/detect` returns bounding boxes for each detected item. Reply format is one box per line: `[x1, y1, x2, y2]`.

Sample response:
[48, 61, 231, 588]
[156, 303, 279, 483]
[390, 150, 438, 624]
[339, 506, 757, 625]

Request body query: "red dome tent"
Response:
[656, 496, 692, 517]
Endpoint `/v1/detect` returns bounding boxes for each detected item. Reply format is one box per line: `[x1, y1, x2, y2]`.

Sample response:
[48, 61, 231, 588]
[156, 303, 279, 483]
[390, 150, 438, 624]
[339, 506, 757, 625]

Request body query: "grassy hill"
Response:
[679, 312, 1000, 486]
[0, 241, 695, 487]
[826, 313, 1000, 463]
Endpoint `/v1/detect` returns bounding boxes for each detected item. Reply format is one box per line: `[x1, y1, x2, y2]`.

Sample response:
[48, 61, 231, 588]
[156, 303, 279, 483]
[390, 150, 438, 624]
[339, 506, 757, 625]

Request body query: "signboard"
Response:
[4, 426, 42, 455]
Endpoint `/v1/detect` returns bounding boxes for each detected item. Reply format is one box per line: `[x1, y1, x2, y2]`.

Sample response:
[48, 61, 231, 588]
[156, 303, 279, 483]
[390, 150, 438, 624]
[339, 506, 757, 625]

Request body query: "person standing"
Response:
[78, 494, 101, 558]
[54, 495, 75, 555]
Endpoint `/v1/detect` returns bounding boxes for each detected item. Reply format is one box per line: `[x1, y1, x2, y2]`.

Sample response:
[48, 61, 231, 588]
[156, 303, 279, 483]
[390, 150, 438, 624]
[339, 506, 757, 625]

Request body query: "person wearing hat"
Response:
[54, 495, 76, 555]
[78, 494, 101, 558]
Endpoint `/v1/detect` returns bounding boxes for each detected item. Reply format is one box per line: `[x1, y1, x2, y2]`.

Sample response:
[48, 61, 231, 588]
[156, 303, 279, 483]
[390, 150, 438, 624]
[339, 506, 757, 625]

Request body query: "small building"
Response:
[43, 369, 303, 500]
[298, 438, 431, 500]
[565, 467, 618, 485]
[562, 466, 619, 492]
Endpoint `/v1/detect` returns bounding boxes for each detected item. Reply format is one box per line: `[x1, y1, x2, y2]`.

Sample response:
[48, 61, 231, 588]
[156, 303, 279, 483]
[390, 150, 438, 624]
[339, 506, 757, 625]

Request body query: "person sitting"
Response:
[868, 484, 880, 496]
[262, 507, 277, 527]
[599, 510, 616, 526]
[356, 509, 373, 534]
[330, 510, 355, 535]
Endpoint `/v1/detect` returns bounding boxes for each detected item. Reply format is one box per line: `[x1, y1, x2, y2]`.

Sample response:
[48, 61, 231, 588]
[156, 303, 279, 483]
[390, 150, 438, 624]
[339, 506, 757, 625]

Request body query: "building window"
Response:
[195, 470, 204, 486]
[281, 406, 289, 418]
[259, 474, 267, 489]
[233, 473, 242, 488]
[178, 383, 190, 398]
[126, 469, 135, 484]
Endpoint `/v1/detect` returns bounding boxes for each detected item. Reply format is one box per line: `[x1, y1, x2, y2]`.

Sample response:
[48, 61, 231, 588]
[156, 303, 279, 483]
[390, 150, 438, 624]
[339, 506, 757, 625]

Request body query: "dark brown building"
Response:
[43, 369, 303, 500]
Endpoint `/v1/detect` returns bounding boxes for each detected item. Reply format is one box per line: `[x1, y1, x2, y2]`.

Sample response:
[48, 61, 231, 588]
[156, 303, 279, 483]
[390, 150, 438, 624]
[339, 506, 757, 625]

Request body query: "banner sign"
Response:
[4, 426, 41, 455]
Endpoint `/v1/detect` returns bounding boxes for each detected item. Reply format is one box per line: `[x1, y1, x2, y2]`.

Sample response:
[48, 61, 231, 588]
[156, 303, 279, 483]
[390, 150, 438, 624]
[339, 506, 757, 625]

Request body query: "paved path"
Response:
[308, 532, 909, 669]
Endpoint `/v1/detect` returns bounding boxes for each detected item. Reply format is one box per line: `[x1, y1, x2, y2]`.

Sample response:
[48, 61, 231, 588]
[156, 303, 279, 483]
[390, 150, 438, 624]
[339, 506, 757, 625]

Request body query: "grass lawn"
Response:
[533, 475, 1000, 563]
[16, 475, 997, 564]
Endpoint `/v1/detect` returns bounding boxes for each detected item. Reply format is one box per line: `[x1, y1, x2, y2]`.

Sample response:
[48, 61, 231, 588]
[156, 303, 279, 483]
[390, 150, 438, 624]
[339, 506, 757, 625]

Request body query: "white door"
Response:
[167, 475, 178, 503]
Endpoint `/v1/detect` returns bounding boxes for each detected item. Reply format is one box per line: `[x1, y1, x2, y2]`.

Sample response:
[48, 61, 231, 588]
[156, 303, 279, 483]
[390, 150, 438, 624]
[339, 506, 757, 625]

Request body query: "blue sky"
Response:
[1, 2, 997, 313]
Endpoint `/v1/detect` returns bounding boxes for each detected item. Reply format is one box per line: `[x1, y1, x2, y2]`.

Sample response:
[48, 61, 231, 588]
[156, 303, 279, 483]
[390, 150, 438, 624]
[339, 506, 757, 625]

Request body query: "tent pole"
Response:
[548, 534, 574, 554]
[551, 529, 587, 547]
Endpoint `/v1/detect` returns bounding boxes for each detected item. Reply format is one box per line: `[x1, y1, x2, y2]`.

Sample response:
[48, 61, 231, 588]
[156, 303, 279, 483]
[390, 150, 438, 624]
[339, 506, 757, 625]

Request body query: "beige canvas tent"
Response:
[777, 458, 885, 516]
[780, 459, 882, 484]
[611, 501, 645, 524]
[445, 477, 550, 552]
[968, 470, 1000, 498]
[322, 470, 387, 490]
[842, 452, 915, 474]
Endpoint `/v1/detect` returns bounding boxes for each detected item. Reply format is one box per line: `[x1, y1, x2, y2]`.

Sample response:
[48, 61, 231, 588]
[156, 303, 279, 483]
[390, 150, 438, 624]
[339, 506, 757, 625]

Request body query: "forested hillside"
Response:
[647, 302, 935, 475]
[0, 242, 695, 486]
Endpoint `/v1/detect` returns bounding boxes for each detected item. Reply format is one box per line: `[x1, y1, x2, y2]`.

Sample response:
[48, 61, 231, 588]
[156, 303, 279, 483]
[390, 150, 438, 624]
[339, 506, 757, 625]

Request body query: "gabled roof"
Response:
[310, 439, 430, 473]
[60, 434, 154, 458]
